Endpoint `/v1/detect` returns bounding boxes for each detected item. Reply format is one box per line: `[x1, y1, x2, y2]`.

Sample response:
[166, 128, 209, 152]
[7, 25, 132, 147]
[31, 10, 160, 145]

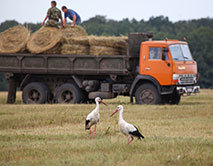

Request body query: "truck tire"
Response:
[170, 93, 181, 105]
[161, 93, 181, 105]
[22, 82, 49, 104]
[55, 83, 82, 104]
[135, 83, 161, 104]
[79, 91, 88, 104]
[161, 95, 170, 104]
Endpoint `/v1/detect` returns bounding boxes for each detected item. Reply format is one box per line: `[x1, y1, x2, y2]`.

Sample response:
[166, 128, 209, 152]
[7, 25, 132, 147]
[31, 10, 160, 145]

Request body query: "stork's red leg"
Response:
[94, 124, 96, 139]
[128, 136, 134, 145]
[89, 129, 92, 139]
[129, 136, 134, 144]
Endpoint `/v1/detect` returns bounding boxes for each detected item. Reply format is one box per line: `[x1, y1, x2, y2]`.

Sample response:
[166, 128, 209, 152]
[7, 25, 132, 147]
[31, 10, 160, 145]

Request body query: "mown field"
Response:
[0, 90, 213, 166]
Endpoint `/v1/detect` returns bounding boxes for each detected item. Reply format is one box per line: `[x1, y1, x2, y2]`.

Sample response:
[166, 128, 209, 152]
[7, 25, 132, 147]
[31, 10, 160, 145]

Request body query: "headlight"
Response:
[173, 74, 180, 80]
[173, 74, 180, 84]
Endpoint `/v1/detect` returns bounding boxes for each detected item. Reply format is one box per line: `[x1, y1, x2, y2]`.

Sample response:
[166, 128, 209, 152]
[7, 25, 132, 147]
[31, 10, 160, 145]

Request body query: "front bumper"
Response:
[177, 86, 200, 96]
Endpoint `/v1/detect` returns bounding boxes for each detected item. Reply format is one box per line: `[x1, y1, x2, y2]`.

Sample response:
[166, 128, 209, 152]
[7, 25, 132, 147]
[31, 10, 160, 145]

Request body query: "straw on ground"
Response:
[0, 90, 213, 166]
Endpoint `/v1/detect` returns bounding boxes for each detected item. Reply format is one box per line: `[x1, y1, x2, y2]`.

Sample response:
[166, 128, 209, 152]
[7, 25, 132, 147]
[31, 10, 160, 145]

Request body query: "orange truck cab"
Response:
[130, 39, 200, 104]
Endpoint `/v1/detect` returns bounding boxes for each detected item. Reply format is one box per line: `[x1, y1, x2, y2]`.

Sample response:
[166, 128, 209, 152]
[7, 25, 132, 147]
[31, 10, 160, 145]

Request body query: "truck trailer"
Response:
[0, 33, 200, 104]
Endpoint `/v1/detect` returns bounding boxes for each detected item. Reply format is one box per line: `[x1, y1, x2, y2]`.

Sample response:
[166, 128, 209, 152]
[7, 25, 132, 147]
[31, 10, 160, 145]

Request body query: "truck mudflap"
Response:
[177, 86, 200, 96]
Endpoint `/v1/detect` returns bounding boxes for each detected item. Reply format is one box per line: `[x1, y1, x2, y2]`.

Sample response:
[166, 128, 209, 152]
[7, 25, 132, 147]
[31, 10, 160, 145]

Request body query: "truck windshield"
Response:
[169, 44, 193, 61]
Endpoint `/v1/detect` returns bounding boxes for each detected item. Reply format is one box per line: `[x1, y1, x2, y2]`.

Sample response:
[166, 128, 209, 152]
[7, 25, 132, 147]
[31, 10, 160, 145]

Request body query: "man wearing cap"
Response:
[42, 1, 64, 28]
[61, 6, 81, 27]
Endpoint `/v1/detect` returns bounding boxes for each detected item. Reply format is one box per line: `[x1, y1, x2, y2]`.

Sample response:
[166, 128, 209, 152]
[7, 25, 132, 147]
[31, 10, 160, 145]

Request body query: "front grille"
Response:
[179, 77, 194, 84]
[178, 74, 196, 85]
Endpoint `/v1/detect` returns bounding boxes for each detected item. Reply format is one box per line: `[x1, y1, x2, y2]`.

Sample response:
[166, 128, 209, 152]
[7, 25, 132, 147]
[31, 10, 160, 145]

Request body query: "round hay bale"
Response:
[88, 36, 128, 49]
[27, 27, 62, 54]
[0, 25, 30, 53]
[62, 36, 89, 45]
[90, 46, 121, 56]
[61, 44, 89, 55]
[61, 25, 88, 38]
[44, 43, 62, 54]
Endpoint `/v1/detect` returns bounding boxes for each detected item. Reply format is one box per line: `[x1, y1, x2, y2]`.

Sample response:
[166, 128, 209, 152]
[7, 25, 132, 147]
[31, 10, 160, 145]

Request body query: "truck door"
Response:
[142, 47, 172, 85]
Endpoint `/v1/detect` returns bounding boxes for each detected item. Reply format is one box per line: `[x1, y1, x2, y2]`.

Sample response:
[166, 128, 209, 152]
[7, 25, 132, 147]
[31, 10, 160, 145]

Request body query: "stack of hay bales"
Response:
[27, 27, 62, 54]
[0, 25, 30, 53]
[27, 25, 89, 55]
[0, 25, 128, 56]
[61, 25, 89, 55]
[61, 36, 89, 55]
[89, 36, 128, 56]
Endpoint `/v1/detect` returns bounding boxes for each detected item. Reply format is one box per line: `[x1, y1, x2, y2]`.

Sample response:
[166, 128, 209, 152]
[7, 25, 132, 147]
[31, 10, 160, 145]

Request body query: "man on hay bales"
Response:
[62, 6, 81, 27]
[42, 1, 64, 28]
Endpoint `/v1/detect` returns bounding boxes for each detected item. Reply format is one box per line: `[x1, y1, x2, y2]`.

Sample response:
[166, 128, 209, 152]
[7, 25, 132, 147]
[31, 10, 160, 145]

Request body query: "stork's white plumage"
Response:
[111, 105, 144, 145]
[85, 97, 107, 138]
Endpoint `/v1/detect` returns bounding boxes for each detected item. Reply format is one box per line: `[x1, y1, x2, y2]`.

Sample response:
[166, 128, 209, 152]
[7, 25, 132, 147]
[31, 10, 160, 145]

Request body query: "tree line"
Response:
[0, 16, 213, 90]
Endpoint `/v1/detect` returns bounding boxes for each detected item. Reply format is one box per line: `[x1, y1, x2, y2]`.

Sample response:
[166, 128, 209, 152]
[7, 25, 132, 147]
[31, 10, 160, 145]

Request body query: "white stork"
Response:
[85, 97, 107, 138]
[110, 105, 144, 145]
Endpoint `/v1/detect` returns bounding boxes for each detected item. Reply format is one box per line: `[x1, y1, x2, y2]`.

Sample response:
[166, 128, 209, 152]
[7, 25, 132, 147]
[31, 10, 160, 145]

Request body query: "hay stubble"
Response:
[0, 90, 213, 166]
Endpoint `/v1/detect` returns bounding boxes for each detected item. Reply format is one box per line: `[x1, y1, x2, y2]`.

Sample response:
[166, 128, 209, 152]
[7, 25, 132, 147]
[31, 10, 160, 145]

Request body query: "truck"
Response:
[0, 33, 200, 104]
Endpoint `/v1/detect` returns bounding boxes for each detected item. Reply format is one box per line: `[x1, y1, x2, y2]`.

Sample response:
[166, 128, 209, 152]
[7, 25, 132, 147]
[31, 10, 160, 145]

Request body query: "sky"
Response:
[0, 0, 213, 24]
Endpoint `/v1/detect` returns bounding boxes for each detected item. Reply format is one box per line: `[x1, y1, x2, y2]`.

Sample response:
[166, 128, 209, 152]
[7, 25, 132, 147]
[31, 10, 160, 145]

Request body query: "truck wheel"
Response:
[80, 91, 89, 104]
[135, 83, 161, 104]
[161, 95, 170, 104]
[170, 93, 181, 105]
[55, 83, 82, 104]
[22, 82, 49, 104]
[161, 93, 181, 105]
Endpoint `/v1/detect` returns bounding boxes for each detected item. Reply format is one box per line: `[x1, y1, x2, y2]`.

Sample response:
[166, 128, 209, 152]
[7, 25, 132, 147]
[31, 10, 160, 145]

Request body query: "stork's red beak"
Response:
[100, 100, 107, 106]
[110, 109, 118, 117]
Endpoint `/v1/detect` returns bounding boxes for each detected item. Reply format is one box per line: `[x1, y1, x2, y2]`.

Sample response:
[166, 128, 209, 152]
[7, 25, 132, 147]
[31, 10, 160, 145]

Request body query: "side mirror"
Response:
[162, 47, 169, 61]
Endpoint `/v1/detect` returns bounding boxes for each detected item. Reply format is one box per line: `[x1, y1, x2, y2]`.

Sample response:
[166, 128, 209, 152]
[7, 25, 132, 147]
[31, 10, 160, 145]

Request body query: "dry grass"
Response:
[88, 36, 128, 55]
[44, 43, 62, 54]
[0, 90, 213, 166]
[0, 25, 129, 56]
[61, 36, 90, 55]
[62, 36, 89, 46]
[0, 25, 30, 53]
[90, 46, 121, 56]
[88, 36, 128, 49]
[27, 27, 62, 54]
[61, 25, 88, 38]
[26, 26, 88, 54]
[61, 44, 90, 55]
